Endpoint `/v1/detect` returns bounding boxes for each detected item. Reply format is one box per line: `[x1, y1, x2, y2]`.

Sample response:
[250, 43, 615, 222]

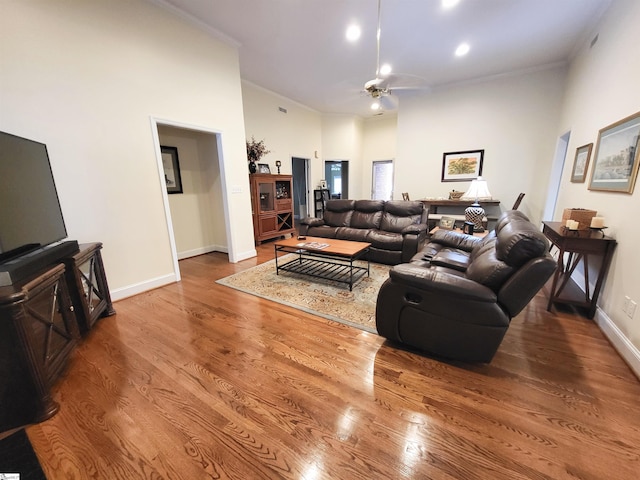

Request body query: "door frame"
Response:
[149, 116, 233, 282]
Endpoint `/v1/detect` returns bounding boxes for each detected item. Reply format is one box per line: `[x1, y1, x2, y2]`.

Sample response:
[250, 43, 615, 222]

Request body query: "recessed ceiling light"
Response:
[442, 0, 460, 9]
[455, 43, 470, 56]
[346, 24, 361, 42]
[379, 64, 392, 76]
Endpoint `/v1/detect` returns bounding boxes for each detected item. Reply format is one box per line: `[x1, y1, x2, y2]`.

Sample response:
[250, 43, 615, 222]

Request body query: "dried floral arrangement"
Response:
[246, 136, 270, 162]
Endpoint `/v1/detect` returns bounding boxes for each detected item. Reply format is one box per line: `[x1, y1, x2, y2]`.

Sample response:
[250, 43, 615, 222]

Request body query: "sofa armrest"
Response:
[430, 229, 484, 252]
[389, 263, 497, 303]
[299, 217, 325, 227]
[401, 223, 428, 235]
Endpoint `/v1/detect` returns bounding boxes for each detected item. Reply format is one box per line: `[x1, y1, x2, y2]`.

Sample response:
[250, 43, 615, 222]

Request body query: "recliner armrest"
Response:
[401, 223, 428, 235]
[299, 217, 325, 227]
[389, 263, 497, 303]
[430, 230, 484, 252]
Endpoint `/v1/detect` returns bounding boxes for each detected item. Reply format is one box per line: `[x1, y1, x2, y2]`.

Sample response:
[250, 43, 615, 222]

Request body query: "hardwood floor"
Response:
[27, 243, 640, 479]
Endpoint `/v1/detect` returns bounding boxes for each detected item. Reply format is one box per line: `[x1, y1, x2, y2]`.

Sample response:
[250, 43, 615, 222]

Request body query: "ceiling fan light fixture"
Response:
[379, 63, 392, 76]
[371, 101, 381, 110]
[455, 42, 470, 56]
[346, 24, 361, 42]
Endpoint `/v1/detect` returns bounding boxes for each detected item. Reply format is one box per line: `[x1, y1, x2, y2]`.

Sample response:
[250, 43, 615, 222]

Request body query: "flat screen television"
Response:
[0, 131, 77, 284]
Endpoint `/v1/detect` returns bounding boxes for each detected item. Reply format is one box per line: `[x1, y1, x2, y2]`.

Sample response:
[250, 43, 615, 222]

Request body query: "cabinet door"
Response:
[259, 215, 278, 235]
[24, 274, 79, 385]
[257, 181, 275, 213]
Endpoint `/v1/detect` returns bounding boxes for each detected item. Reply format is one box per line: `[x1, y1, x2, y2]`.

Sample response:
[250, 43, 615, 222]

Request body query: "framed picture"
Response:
[439, 216, 455, 230]
[571, 143, 593, 183]
[161, 146, 183, 194]
[257, 163, 271, 174]
[589, 111, 640, 193]
[442, 149, 484, 182]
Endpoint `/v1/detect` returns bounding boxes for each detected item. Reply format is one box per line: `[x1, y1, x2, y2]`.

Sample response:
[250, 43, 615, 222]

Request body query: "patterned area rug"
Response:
[216, 256, 391, 333]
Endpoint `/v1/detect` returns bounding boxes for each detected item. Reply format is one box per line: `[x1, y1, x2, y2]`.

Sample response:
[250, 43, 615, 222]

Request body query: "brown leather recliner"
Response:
[375, 210, 557, 362]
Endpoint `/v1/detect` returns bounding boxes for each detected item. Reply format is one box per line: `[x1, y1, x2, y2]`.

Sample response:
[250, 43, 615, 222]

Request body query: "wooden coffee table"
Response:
[273, 236, 371, 291]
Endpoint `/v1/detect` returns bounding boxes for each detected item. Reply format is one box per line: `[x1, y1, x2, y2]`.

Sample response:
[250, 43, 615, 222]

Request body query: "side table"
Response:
[542, 221, 616, 319]
[63, 242, 115, 333]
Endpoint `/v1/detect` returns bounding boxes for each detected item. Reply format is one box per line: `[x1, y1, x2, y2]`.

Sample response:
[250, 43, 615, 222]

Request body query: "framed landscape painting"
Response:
[571, 143, 592, 183]
[441, 149, 484, 182]
[588, 111, 640, 193]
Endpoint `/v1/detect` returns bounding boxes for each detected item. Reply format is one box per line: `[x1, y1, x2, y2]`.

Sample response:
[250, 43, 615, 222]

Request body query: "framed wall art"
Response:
[161, 145, 183, 194]
[588, 111, 640, 193]
[570, 143, 593, 183]
[441, 149, 484, 182]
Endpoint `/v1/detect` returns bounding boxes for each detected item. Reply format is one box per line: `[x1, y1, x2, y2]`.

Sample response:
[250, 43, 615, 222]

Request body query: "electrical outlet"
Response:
[629, 300, 637, 319]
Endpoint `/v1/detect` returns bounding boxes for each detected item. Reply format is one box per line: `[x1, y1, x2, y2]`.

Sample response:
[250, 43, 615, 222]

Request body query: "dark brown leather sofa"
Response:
[375, 210, 557, 362]
[298, 199, 429, 265]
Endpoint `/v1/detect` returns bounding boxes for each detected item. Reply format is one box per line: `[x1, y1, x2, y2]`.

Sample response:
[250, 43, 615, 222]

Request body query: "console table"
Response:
[542, 221, 617, 319]
[418, 198, 501, 228]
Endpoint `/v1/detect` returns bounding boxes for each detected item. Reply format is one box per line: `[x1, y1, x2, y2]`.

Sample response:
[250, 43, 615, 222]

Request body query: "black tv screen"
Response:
[0, 131, 68, 262]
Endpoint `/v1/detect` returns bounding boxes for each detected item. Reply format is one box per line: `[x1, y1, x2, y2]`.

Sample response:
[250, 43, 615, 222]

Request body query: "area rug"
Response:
[216, 256, 390, 333]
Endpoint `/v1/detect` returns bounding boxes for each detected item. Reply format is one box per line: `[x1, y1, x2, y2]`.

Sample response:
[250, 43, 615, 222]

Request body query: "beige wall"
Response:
[362, 115, 398, 199]
[1, 0, 255, 298]
[158, 126, 227, 259]
[555, 0, 640, 367]
[321, 115, 365, 199]
[396, 66, 567, 224]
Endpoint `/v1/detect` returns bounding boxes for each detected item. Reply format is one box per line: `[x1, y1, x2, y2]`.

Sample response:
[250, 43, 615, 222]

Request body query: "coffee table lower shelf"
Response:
[276, 256, 369, 291]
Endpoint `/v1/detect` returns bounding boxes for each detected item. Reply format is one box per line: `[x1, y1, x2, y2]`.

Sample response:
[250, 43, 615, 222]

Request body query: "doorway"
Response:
[325, 160, 349, 199]
[150, 117, 233, 282]
[544, 130, 570, 221]
[372, 160, 394, 200]
[292, 157, 309, 221]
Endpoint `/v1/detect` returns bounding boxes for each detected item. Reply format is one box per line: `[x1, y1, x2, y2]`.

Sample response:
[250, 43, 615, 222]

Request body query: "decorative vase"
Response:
[465, 202, 485, 232]
[249, 160, 257, 174]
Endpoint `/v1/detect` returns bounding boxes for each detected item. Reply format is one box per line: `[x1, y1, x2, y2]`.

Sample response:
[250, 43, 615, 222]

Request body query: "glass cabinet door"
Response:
[258, 181, 274, 212]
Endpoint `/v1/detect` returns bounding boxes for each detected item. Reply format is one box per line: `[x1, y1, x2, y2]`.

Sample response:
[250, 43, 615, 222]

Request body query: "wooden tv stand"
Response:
[0, 242, 114, 435]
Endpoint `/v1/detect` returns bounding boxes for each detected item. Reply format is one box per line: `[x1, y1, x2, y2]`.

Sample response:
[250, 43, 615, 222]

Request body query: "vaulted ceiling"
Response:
[158, 0, 611, 117]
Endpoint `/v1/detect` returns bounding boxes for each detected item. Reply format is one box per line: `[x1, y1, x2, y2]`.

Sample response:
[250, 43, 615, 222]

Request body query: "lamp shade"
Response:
[462, 176, 492, 201]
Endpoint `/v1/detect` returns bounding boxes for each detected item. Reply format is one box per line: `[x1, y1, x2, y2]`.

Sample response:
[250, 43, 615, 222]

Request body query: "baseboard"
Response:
[177, 245, 226, 260]
[110, 273, 177, 302]
[594, 307, 640, 379]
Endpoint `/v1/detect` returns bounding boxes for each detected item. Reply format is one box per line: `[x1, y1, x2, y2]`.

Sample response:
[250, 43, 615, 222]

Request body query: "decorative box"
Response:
[562, 208, 597, 230]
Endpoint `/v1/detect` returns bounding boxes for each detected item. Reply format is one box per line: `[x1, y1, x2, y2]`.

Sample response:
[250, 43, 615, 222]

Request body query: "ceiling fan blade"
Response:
[379, 95, 397, 110]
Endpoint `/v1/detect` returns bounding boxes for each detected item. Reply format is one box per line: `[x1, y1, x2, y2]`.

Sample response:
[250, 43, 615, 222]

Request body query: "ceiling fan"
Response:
[362, 0, 429, 111]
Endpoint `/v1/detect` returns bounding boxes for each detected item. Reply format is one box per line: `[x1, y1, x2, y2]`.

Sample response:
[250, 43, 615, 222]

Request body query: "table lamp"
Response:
[462, 176, 492, 232]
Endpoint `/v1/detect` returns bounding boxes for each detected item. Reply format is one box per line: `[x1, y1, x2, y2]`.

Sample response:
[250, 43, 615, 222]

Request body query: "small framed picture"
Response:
[161, 146, 183, 194]
[439, 216, 456, 230]
[257, 163, 271, 174]
[442, 149, 484, 182]
[571, 143, 593, 183]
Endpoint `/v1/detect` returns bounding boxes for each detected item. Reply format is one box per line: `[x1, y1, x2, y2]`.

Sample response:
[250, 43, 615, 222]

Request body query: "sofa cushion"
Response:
[367, 230, 403, 250]
[381, 201, 424, 233]
[323, 199, 355, 227]
[351, 200, 384, 229]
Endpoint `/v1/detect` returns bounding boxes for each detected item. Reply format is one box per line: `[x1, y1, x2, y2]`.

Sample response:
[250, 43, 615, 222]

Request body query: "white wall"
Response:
[396, 67, 567, 224]
[362, 115, 398, 199]
[241, 82, 322, 177]
[321, 115, 365, 199]
[158, 126, 226, 259]
[555, 0, 640, 365]
[0, 0, 255, 298]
